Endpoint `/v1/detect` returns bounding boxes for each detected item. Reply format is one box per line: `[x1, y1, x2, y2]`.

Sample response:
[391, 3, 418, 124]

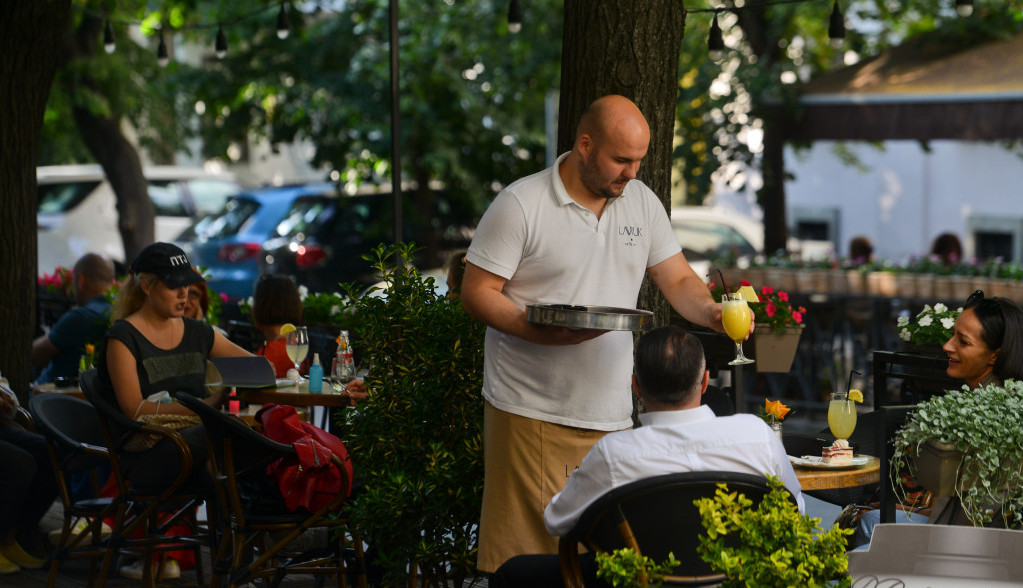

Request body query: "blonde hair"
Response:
[112, 272, 158, 321]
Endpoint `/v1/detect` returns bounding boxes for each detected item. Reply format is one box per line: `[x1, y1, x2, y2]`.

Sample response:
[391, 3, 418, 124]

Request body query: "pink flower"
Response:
[793, 311, 803, 323]
[766, 303, 777, 317]
[761, 286, 774, 295]
[777, 291, 789, 302]
[220, 292, 228, 302]
[739, 280, 751, 286]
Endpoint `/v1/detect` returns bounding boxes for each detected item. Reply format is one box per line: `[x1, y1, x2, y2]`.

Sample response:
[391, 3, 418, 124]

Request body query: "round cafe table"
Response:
[793, 455, 880, 491]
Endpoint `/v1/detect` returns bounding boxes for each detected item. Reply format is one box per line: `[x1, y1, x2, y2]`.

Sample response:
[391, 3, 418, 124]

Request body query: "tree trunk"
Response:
[63, 10, 154, 265]
[0, 0, 72, 401]
[760, 104, 788, 254]
[559, 0, 685, 325]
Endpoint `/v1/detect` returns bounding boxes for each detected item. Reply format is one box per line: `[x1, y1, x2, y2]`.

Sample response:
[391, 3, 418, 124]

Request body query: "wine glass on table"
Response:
[284, 325, 309, 377]
[722, 292, 754, 365]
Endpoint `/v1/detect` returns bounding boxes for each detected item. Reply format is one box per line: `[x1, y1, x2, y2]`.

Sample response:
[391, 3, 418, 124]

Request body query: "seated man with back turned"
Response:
[32, 253, 115, 384]
[494, 325, 803, 586]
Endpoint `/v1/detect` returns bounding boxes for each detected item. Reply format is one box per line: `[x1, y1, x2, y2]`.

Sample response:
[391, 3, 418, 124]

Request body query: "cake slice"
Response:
[822, 439, 853, 464]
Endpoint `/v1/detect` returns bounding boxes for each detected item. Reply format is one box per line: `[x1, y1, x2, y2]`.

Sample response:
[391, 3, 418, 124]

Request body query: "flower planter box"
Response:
[753, 324, 804, 373]
[915, 439, 964, 497]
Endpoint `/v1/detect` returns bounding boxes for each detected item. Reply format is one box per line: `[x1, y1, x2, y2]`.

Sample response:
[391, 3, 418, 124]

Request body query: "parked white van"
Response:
[37, 164, 242, 273]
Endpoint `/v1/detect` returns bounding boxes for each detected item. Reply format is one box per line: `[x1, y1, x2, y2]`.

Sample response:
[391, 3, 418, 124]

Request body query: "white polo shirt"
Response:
[466, 152, 681, 430]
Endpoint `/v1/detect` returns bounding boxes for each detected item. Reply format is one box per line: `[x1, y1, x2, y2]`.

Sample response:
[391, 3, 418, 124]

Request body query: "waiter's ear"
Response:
[700, 370, 709, 396]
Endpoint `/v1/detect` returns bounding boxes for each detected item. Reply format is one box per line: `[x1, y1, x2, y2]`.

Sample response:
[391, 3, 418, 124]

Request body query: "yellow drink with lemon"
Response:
[722, 292, 754, 365]
[828, 394, 857, 439]
[722, 298, 752, 342]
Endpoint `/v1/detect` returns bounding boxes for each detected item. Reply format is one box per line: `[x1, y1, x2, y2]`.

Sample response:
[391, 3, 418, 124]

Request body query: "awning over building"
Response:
[790, 32, 1023, 141]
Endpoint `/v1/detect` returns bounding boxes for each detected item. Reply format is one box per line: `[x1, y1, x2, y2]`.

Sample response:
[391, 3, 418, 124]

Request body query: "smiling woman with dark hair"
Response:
[944, 292, 1023, 389]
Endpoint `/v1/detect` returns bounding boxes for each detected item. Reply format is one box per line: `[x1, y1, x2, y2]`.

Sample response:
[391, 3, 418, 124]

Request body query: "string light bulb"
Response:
[828, 1, 845, 49]
[157, 29, 170, 67]
[508, 0, 523, 34]
[103, 19, 115, 54]
[956, 0, 974, 16]
[707, 13, 724, 62]
[215, 25, 227, 59]
[276, 1, 290, 40]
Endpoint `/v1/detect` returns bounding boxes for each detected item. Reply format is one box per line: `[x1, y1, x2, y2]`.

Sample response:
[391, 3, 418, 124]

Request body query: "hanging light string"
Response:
[71, 1, 288, 64]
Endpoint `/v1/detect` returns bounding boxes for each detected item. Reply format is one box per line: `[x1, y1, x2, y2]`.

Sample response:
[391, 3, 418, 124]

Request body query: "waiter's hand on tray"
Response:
[535, 324, 610, 346]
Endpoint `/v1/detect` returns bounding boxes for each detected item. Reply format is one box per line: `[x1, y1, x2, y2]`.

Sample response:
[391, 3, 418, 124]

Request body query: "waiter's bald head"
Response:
[575, 95, 650, 150]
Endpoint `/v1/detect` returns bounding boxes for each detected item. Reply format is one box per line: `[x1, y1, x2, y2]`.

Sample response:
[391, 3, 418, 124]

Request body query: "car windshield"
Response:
[188, 197, 261, 241]
[37, 180, 102, 214]
[274, 195, 384, 238]
[673, 219, 758, 260]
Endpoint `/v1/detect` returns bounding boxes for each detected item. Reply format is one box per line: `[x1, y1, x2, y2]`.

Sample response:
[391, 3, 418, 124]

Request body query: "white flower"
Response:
[933, 302, 948, 313]
[900, 328, 911, 341]
[918, 315, 933, 327]
[941, 317, 956, 330]
[897, 316, 909, 327]
[330, 305, 340, 316]
[298, 285, 309, 300]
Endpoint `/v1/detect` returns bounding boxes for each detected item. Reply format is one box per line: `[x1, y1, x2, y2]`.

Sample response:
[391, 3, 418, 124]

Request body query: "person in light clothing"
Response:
[544, 326, 803, 536]
[461, 95, 731, 572]
[491, 326, 800, 587]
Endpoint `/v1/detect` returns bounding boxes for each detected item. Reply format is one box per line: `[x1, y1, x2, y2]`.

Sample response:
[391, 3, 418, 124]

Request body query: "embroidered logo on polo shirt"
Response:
[618, 225, 644, 247]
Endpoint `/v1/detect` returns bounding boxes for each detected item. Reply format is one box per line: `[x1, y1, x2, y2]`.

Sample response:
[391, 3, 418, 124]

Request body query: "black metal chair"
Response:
[558, 471, 784, 587]
[79, 369, 208, 588]
[173, 391, 366, 588]
[29, 393, 118, 588]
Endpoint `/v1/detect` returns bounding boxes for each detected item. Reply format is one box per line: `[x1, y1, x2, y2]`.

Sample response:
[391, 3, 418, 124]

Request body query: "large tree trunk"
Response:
[0, 0, 72, 401]
[63, 10, 154, 264]
[558, 0, 686, 325]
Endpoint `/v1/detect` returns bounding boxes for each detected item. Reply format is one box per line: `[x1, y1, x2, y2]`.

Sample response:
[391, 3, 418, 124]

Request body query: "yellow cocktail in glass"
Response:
[828, 391, 857, 440]
[722, 293, 754, 365]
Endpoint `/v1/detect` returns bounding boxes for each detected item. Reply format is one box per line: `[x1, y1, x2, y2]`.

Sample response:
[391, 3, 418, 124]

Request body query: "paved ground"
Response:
[10, 501, 489, 587]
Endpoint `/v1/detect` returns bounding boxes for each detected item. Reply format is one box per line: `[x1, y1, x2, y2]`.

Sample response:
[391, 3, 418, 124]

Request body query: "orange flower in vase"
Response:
[762, 399, 791, 441]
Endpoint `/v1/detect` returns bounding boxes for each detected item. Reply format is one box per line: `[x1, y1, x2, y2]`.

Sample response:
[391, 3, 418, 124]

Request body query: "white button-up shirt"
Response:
[544, 405, 804, 536]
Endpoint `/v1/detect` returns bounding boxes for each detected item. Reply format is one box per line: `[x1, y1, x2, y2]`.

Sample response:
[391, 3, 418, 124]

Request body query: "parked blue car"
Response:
[176, 183, 336, 300]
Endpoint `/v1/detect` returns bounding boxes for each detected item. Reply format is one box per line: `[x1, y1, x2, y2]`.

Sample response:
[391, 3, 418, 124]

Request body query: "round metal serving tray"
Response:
[526, 303, 654, 331]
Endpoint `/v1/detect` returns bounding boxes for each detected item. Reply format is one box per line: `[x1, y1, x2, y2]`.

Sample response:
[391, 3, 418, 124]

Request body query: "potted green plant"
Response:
[896, 302, 960, 353]
[890, 380, 1023, 528]
[595, 549, 681, 588]
[339, 243, 486, 587]
[695, 476, 852, 587]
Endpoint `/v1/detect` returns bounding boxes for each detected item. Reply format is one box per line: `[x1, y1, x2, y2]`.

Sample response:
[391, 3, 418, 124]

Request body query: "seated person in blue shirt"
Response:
[493, 325, 803, 586]
[32, 253, 114, 383]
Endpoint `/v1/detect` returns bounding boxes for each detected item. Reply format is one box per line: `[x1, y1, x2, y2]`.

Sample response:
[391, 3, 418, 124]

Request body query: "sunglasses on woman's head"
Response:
[967, 290, 984, 305]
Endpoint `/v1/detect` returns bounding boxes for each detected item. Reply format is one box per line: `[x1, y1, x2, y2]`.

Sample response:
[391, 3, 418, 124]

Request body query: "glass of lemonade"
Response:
[828, 390, 857, 440]
[722, 293, 754, 366]
[284, 325, 309, 376]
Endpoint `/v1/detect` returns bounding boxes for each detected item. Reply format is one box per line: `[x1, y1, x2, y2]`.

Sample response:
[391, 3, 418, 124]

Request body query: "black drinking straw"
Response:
[847, 369, 861, 394]
[708, 268, 728, 294]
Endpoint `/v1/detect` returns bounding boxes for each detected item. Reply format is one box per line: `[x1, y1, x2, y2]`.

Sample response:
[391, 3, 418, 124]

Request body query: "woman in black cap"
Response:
[95, 242, 252, 577]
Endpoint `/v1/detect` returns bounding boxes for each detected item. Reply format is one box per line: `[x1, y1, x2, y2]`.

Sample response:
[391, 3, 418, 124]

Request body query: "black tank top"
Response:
[98, 317, 215, 409]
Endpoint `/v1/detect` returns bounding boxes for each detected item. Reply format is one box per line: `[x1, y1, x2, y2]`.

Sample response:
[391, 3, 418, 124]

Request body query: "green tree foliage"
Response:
[169, 0, 563, 215]
[338, 243, 486, 586]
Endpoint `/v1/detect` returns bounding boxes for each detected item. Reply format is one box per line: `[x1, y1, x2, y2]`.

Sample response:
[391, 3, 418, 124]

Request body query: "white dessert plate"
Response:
[789, 455, 869, 470]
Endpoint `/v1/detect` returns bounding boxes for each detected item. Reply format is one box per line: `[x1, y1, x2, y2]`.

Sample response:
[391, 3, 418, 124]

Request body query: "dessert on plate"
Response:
[822, 438, 853, 464]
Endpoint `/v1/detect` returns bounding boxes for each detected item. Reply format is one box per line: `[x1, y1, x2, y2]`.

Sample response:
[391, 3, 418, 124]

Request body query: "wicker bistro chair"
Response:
[29, 393, 119, 588]
[79, 369, 208, 588]
[172, 392, 367, 588]
[558, 471, 783, 588]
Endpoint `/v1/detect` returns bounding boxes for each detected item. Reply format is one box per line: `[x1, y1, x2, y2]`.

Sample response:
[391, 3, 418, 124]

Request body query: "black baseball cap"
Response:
[130, 242, 203, 289]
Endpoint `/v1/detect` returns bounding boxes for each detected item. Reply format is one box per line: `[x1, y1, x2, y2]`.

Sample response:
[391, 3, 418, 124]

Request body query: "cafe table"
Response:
[31, 381, 86, 400]
[791, 455, 880, 491]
